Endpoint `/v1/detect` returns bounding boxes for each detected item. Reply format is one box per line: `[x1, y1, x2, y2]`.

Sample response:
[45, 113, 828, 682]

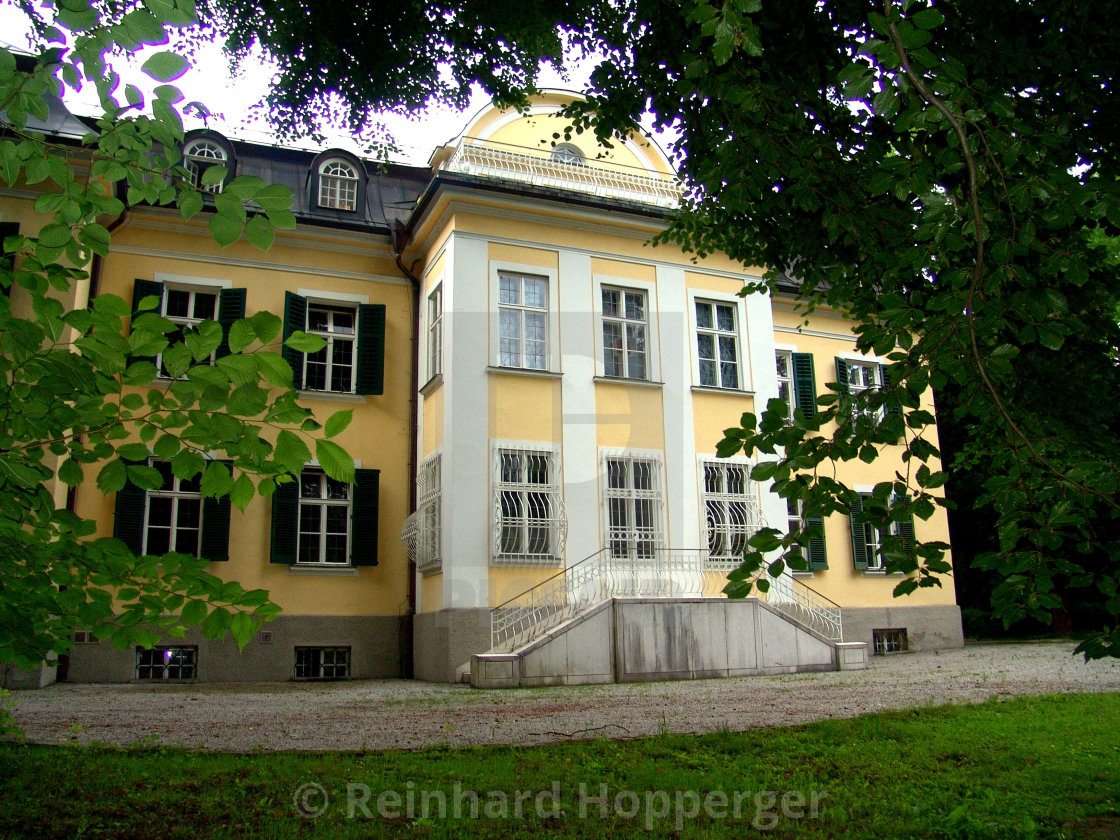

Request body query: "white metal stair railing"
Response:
[752, 570, 844, 642]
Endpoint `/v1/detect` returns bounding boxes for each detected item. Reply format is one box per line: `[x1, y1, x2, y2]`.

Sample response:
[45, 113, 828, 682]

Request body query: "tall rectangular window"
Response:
[602, 287, 648, 380]
[701, 460, 759, 567]
[695, 300, 740, 389]
[850, 493, 913, 572]
[498, 272, 547, 369]
[427, 286, 443, 380]
[603, 454, 663, 560]
[304, 305, 356, 392]
[144, 462, 203, 556]
[160, 286, 217, 376]
[493, 446, 564, 565]
[776, 351, 797, 419]
[298, 471, 351, 565]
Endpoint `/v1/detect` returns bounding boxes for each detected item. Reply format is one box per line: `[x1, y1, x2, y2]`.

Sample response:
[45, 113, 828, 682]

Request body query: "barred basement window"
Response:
[872, 628, 909, 655]
[415, 452, 442, 575]
[492, 445, 566, 565]
[603, 453, 664, 560]
[294, 646, 350, 679]
[136, 646, 196, 680]
[700, 460, 761, 568]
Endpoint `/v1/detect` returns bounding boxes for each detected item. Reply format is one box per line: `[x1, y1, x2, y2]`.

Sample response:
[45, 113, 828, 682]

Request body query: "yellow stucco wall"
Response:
[594, 382, 665, 450]
[419, 574, 443, 614]
[488, 373, 563, 442]
[488, 566, 558, 607]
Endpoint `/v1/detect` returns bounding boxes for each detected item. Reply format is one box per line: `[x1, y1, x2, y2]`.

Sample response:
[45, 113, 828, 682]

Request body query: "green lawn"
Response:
[1, 693, 1117, 839]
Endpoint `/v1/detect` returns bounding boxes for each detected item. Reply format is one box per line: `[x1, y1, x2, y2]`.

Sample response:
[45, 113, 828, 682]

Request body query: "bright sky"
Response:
[0, 4, 601, 166]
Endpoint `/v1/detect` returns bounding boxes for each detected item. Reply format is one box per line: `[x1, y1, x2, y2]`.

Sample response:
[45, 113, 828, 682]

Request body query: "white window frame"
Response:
[156, 283, 221, 377]
[142, 461, 204, 557]
[294, 646, 351, 679]
[296, 468, 353, 566]
[594, 276, 661, 382]
[317, 159, 359, 210]
[775, 348, 798, 421]
[296, 289, 370, 396]
[691, 297, 745, 390]
[839, 351, 888, 422]
[426, 284, 443, 381]
[600, 448, 666, 561]
[303, 304, 357, 393]
[414, 451, 442, 575]
[136, 646, 197, 680]
[489, 264, 557, 372]
[183, 139, 227, 194]
[491, 442, 566, 566]
[698, 457, 761, 569]
[854, 486, 902, 573]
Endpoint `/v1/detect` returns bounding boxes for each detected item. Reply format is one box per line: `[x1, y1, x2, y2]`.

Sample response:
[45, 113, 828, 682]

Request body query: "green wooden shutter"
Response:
[350, 468, 380, 566]
[270, 477, 300, 564]
[216, 288, 247, 359]
[881, 363, 903, 417]
[834, 357, 849, 395]
[896, 494, 916, 554]
[806, 513, 828, 570]
[282, 292, 307, 390]
[355, 303, 386, 395]
[200, 460, 232, 562]
[849, 494, 869, 570]
[791, 352, 816, 418]
[0, 222, 19, 297]
[132, 279, 164, 320]
[114, 478, 147, 555]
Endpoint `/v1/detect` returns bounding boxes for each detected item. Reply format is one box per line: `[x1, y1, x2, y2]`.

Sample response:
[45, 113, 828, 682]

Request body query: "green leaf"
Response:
[284, 331, 327, 354]
[208, 212, 242, 248]
[97, 459, 128, 494]
[181, 599, 207, 626]
[315, 438, 354, 483]
[230, 474, 255, 511]
[200, 460, 234, 497]
[58, 458, 84, 487]
[178, 189, 203, 220]
[274, 429, 311, 471]
[324, 409, 353, 438]
[244, 215, 274, 251]
[230, 611, 255, 650]
[227, 319, 257, 354]
[256, 352, 293, 387]
[911, 8, 945, 29]
[141, 51, 189, 82]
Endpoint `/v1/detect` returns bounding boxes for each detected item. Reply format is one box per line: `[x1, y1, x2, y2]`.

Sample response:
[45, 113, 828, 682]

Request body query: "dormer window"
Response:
[318, 159, 359, 210]
[550, 143, 585, 166]
[183, 139, 227, 194]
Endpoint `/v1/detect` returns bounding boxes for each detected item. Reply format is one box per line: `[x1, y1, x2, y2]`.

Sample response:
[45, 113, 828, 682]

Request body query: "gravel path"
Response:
[8, 641, 1119, 752]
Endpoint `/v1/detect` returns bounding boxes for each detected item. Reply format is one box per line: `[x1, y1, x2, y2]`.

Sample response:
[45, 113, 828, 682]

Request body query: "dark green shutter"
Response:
[1, 222, 19, 296]
[806, 514, 828, 570]
[355, 304, 386, 395]
[881, 363, 903, 418]
[282, 292, 307, 390]
[834, 357, 849, 395]
[270, 478, 300, 564]
[200, 460, 232, 562]
[216, 288, 246, 359]
[791, 352, 816, 418]
[114, 478, 147, 554]
[896, 494, 916, 554]
[350, 468, 380, 566]
[132, 279, 164, 320]
[849, 494, 869, 570]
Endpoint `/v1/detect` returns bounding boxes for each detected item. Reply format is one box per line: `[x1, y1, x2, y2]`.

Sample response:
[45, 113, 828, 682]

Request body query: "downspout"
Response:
[390, 218, 422, 680]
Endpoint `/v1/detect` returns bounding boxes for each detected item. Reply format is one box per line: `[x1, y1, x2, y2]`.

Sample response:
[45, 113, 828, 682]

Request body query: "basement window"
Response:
[872, 628, 909, 655]
[136, 646, 197, 680]
[294, 646, 351, 679]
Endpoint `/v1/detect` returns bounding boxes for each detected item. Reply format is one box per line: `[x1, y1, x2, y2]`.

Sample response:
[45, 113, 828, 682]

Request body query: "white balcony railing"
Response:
[440, 137, 683, 209]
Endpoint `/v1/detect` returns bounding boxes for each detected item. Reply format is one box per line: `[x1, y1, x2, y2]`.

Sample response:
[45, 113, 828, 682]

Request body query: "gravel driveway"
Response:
[8, 641, 1119, 752]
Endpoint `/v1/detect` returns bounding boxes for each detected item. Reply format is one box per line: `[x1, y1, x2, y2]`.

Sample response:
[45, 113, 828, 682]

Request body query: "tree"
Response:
[0, 0, 354, 671]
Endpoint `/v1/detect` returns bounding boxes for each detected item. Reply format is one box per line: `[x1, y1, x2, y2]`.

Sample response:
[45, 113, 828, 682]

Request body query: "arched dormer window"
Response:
[318, 159, 359, 210]
[183, 138, 228, 194]
[550, 143, 585, 166]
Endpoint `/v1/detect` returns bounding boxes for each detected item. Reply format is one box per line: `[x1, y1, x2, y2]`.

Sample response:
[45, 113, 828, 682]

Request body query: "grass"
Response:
[1, 693, 1118, 839]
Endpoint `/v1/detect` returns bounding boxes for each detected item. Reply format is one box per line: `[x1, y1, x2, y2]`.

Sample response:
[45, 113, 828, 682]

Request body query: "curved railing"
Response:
[489, 549, 844, 651]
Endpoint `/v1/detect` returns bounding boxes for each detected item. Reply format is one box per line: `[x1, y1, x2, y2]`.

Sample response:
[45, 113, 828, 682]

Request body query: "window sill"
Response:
[486, 366, 562, 379]
[490, 556, 564, 567]
[420, 373, 443, 396]
[691, 385, 755, 396]
[861, 569, 904, 576]
[593, 375, 664, 389]
[296, 390, 367, 404]
[287, 565, 360, 576]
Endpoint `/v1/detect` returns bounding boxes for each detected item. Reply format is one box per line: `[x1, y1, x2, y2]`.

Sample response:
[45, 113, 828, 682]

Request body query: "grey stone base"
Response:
[63, 615, 403, 683]
[841, 604, 964, 654]
[413, 608, 490, 683]
[1, 662, 57, 690]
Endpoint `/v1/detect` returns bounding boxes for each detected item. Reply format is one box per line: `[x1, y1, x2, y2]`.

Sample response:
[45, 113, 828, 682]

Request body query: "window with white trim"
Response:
[776, 351, 797, 420]
[493, 445, 565, 565]
[842, 359, 883, 421]
[603, 453, 664, 560]
[298, 470, 351, 565]
[850, 493, 913, 572]
[144, 462, 203, 556]
[317, 159, 359, 210]
[602, 287, 648, 380]
[700, 460, 760, 567]
[305, 304, 356, 392]
[159, 286, 218, 376]
[294, 646, 350, 679]
[415, 452, 441, 574]
[427, 286, 443, 381]
[498, 272, 548, 370]
[136, 646, 196, 680]
[550, 143, 585, 166]
[695, 300, 740, 389]
[183, 139, 226, 194]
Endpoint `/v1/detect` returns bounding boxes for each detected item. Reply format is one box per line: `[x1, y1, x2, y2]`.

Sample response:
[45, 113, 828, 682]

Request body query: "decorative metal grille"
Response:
[700, 460, 763, 568]
[415, 453, 441, 575]
[603, 454, 664, 561]
[492, 445, 566, 565]
[873, 628, 908, 654]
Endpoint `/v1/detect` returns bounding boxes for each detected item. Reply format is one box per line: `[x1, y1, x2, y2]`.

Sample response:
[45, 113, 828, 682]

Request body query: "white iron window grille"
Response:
[144, 461, 203, 556]
[873, 628, 908, 654]
[294, 646, 350, 678]
[159, 286, 218, 377]
[415, 453, 442, 575]
[602, 287, 648, 379]
[318, 159, 359, 210]
[492, 445, 566, 565]
[603, 454, 664, 560]
[427, 286, 443, 380]
[304, 304, 356, 392]
[136, 646, 196, 680]
[701, 460, 761, 568]
[183, 139, 226, 194]
[776, 350, 797, 420]
[298, 471, 351, 565]
[550, 143, 585, 166]
[695, 300, 740, 389]
[498, 272, 548, 369]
